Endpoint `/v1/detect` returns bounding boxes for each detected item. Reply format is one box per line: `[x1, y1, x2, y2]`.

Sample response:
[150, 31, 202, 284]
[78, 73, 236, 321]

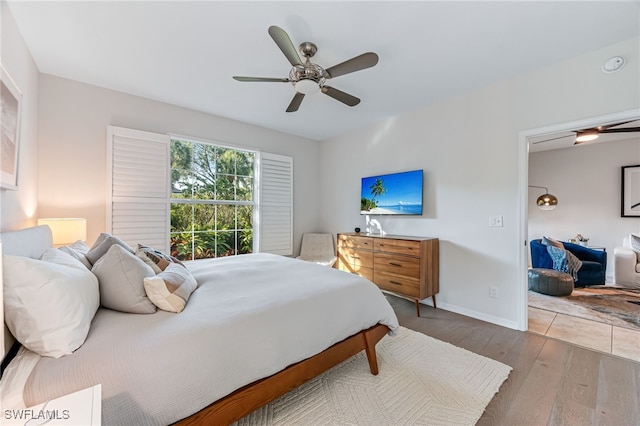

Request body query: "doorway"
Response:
[518, 109, 640, 361]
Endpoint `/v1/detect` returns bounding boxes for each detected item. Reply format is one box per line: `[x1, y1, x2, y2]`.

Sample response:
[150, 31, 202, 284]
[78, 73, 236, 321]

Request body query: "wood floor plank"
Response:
[547, 345, 599, 425]
[594, 354, 640, 425]
[386, 294, 640, 426]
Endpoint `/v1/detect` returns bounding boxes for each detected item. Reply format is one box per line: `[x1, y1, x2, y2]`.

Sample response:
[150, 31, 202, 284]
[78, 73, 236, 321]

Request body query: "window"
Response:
[107, 126, 293, 258]
[170, 139, 255, 260]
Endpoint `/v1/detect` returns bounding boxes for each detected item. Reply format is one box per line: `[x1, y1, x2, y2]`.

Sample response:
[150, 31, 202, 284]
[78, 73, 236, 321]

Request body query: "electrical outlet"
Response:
[489, 216, 503, 227]
[490, 286, 498, 298]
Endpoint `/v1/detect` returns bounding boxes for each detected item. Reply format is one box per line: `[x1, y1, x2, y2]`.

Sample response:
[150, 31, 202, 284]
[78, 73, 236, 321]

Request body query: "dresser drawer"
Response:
[338, 248, 373, 268]
[338, 262, 374, 280]
[338, 234, 374, 250]
[374, 271, 420, 298]
[374, 239, 420, 256]
[374, 253, 420, 277]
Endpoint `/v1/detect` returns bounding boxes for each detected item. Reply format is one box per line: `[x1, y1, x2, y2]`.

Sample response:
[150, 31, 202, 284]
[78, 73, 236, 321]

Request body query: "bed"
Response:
[0, 225, 399, 425]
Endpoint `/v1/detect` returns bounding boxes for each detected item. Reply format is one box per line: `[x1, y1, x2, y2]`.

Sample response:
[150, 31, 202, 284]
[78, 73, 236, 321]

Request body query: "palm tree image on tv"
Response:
[361, 178, 387, 211]
[361, 170, 423, 215]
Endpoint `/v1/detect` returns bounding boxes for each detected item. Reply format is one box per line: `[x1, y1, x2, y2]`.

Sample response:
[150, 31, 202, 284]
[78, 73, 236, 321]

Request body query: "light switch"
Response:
[489, 216, 503, 227]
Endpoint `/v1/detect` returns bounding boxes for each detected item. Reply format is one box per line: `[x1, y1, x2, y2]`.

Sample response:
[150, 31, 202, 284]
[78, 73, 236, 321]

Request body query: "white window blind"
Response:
[107, 126, 170, 253]
[258, 152, 293, 255]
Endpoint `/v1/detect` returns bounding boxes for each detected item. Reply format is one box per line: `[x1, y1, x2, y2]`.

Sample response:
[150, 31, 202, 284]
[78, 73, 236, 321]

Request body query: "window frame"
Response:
[169, 136, 258, 260]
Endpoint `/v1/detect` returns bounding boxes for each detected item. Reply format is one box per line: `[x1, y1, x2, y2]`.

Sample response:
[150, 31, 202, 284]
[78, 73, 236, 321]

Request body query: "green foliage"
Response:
[369, 178, 387, 200]
[361, 197, 377, 211]
[170, 139, 255, 260]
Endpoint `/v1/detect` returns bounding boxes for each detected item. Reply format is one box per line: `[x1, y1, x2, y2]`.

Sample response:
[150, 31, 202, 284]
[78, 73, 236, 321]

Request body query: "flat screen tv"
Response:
[361, 169, 423, 215]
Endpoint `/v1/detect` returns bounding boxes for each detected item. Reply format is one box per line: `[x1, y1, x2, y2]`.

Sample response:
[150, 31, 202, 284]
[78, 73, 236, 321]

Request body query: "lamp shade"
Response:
[536, 193, 558, 210]
[529, 185, 558, 211]
[37, 218, 87, 245]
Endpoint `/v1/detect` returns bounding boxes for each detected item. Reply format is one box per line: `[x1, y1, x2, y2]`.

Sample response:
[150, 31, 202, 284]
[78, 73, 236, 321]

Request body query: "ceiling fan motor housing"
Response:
[289, 62, 326, 94]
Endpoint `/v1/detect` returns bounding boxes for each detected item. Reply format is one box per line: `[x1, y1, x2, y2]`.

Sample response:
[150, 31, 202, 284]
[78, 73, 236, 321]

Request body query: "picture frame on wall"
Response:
[1, 64, 22, 190]
[621, 164, 640, 217]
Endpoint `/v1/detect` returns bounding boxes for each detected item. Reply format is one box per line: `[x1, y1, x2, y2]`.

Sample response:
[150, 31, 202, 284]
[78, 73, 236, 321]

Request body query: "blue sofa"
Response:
[530, 239, 607, 286]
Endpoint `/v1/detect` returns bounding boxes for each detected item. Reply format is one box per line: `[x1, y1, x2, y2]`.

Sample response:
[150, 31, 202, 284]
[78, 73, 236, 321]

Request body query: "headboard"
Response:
[0, 225, 53, 361]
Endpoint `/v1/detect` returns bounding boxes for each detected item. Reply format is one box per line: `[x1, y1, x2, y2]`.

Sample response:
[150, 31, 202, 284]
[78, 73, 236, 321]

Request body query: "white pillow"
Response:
[42, 247, 88, 271]
[92, 244, 157, 314]
[58, 240, 92, 269]
[629, 233, 640, 262]
[3, 253, 100, 358]
[144, 263, 197, 313]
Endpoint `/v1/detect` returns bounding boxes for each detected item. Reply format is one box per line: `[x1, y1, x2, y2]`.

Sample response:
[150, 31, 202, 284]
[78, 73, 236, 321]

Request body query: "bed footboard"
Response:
[173, 323, 390, 426]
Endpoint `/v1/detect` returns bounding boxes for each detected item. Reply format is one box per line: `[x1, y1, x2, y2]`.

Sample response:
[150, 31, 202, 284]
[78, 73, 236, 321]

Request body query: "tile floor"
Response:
[528, 306, 640, 363]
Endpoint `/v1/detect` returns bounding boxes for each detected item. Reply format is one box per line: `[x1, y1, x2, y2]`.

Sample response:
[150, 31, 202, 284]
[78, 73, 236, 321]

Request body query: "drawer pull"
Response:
[390, 280, 402, 285]
[389, 262, 402, 267]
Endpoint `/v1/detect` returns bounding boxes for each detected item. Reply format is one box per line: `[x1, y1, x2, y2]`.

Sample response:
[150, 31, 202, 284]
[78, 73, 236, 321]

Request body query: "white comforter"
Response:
[11, 253, 399, 425]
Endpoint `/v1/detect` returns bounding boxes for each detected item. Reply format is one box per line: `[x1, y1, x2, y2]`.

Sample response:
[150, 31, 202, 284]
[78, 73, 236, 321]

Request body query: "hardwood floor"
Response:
[387, 295, 640, 426]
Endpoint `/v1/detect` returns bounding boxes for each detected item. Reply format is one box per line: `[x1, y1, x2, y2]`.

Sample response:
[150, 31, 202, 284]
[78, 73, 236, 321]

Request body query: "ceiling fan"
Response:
[534, 121, 640, 146]
[233, 26, 379, 112]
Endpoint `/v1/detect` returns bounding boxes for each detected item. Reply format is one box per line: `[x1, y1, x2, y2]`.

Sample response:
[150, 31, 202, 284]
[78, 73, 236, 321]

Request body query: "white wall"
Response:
[320, 37, 640, 329]
[37, 74, 321, 254]
[0, 2, 39, 232]
[529, 137, 640, 282]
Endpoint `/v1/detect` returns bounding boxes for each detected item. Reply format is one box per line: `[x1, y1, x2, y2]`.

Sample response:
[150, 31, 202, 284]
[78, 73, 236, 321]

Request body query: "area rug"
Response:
[235, 326, 512, 426]
[528, 286, 640, 331]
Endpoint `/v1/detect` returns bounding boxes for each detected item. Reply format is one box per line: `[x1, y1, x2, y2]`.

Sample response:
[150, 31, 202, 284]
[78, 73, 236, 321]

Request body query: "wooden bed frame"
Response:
[174, 323, 389, 425]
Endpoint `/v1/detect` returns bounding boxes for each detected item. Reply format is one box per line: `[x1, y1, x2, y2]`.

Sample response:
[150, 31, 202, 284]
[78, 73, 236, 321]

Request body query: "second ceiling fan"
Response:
[233, 26, 379, 112]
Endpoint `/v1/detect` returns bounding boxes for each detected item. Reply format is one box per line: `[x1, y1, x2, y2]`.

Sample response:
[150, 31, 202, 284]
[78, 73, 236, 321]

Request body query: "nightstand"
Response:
[3, 384, 101, 425]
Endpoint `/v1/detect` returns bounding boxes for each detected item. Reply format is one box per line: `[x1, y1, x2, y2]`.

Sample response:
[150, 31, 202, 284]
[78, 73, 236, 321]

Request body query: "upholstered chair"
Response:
[296, 233, 338, 267]
[613, 237, 640, 289]
[530, 239, 607, 286]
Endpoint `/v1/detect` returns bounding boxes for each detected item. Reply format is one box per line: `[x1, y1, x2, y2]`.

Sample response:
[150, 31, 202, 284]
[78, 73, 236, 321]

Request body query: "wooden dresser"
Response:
[336, 233, 439, 316]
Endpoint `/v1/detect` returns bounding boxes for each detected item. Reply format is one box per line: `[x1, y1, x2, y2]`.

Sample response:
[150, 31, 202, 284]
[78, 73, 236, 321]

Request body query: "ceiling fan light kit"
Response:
[575, 130, 599, 143]
[233, 25, 379, 112]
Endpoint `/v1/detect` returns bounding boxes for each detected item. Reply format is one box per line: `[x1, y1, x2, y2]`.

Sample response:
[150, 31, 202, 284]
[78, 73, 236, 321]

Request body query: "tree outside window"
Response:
[170, 139, 255, 260]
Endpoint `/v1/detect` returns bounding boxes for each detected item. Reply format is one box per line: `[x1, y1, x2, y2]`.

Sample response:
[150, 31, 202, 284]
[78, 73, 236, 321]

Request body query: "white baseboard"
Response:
[424, 300, 520, 331]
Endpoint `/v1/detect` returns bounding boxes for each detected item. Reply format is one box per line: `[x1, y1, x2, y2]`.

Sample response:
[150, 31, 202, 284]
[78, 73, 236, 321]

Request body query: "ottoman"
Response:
[528, 268, 574, 296]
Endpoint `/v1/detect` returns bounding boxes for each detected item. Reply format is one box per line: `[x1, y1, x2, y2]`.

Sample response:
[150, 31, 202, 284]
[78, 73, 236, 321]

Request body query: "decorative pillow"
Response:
[136, 243, 184, 274]
[629, 233, 640, 262]
[58, 240, 92, 269]
[541, 236, 564, 249]
[3, 254, 100, 358]
[144, 263, 197, 313]
[547, 245, 582, 281]
[91, 244, 157, 314]
[86, 233, 134, 265]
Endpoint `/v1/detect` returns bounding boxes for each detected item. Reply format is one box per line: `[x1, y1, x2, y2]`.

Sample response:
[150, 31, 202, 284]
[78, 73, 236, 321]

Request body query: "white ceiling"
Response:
[6, 1, 640, 141]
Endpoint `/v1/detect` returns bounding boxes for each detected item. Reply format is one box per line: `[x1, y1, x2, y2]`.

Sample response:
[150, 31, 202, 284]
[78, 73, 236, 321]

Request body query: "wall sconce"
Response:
[37, 218, 87, 246]
[528, 186, 558, 210]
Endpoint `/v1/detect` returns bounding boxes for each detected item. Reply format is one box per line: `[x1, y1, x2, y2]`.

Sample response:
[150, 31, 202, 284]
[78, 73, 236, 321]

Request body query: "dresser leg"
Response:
[432, 294, 437, 309]
[415, 299, 420, 317]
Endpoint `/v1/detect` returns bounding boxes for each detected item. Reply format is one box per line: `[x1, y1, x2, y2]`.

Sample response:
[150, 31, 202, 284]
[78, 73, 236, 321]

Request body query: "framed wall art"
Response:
[1, 64, 22, 190]
[621, 164, 640, 217]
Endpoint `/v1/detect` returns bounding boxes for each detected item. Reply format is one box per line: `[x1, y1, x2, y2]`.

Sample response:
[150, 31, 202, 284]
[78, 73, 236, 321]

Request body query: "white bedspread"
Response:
[12, 253, 398, 425]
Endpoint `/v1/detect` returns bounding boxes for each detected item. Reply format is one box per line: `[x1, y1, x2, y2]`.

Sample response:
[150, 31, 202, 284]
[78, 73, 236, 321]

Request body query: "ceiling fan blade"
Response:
[325, 52, 379, 79]
[286, 92, 305, 112]
[233, 76, 290, 82]
[268, 26, 303, 67]
[599, 127, 640, 134]
[321, 86, 360, 107]
[532, 134, 573, 145]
